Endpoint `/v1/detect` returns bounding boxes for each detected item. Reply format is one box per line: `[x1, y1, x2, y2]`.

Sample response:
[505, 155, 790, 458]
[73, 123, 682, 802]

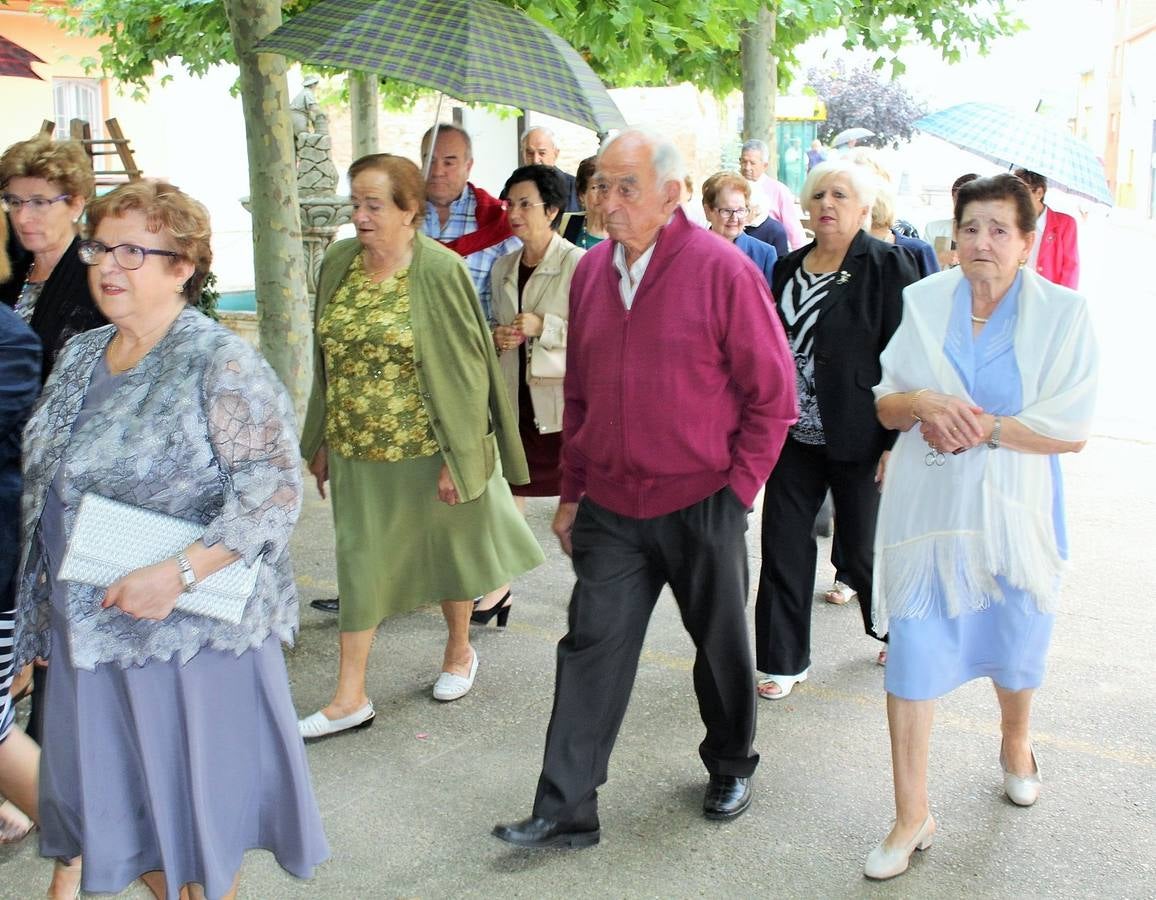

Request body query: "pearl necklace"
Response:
[970, 314, 989, 324]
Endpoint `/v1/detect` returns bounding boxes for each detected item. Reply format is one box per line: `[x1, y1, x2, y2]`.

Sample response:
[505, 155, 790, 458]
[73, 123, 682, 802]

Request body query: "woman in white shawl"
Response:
[864, 175, 1097, 880]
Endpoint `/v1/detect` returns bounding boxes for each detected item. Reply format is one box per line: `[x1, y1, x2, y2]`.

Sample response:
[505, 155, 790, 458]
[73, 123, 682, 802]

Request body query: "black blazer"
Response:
[0, 304, 40, 609]
[771, 229, 920, 462]
[0, 234, 106, 383]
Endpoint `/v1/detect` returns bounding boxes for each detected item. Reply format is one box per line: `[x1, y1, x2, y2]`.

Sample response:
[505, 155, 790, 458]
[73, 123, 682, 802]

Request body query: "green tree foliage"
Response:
[39, 0, 1022, 104]
[808, 59, 927, 146]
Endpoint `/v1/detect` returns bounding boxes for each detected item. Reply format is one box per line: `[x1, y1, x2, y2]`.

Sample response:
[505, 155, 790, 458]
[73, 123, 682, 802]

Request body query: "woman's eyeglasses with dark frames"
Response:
[78, 240, 181, 271]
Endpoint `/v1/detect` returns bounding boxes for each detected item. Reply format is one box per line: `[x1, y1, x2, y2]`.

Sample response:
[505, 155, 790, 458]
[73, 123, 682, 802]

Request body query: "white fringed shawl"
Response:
[871, 268, 1098, 635]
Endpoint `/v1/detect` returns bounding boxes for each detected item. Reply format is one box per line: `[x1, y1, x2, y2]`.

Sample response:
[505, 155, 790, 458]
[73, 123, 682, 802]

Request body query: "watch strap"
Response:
[175, 552, 197, 593]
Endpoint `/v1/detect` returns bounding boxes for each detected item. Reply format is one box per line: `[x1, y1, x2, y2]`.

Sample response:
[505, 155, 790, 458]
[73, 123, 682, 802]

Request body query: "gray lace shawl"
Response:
[14, 308, 303, 671]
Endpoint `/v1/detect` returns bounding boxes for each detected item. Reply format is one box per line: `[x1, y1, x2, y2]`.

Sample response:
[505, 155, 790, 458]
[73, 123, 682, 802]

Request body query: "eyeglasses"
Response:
[1, 193, 71, 214]
[506, 200, 547, 212]
[714, 206, 749, 220]
[78, 240, 181, 270]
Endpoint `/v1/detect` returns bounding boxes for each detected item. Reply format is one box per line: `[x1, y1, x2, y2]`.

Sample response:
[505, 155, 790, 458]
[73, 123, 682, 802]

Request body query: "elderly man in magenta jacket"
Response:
[493, 130, 798, 850]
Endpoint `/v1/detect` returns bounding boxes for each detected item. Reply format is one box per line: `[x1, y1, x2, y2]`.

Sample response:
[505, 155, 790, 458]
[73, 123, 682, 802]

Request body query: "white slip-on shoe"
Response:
[433, 648, 479, 702]
[298, 702, 375, 740]
[1001, 742, 1042, 806]
[864, 814, 936, 880]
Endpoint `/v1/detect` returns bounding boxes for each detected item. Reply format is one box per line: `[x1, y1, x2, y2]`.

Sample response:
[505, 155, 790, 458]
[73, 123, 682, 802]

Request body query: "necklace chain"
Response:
[970, 314, 990, 324]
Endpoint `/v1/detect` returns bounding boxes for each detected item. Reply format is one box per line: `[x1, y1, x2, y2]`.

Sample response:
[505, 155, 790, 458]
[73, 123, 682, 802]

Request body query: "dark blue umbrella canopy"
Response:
[257, 0, 626, 134]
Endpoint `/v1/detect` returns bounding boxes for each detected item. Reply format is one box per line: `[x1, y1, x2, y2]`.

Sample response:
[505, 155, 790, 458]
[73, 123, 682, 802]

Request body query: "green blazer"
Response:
[300, 233, 529, 501]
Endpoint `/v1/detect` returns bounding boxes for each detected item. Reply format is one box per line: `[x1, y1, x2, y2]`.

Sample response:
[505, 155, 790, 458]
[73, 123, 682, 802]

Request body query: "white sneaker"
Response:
[433, 649, 479, 701]
[298, 702, 375, 740]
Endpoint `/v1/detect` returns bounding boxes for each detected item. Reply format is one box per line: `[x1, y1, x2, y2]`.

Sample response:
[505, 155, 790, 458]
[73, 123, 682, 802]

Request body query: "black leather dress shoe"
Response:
[309, 597, 340, 613]
[703, 775, 752, 820]
[492, 815, 600, 849]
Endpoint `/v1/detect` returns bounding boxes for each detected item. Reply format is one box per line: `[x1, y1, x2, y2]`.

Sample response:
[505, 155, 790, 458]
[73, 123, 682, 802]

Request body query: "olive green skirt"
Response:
[329, 450, 545, 632]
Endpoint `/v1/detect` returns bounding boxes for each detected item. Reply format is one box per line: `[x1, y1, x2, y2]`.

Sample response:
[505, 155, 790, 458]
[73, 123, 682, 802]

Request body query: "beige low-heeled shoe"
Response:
[864, 814, 936, 880]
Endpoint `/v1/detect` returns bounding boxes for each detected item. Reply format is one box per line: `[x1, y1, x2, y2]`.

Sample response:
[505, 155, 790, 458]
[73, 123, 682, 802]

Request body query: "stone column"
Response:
[294, 131, 351, 311]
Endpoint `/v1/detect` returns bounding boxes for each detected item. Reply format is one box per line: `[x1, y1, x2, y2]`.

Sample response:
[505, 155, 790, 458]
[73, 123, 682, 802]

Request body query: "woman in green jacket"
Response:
[298, 154, 543, 738]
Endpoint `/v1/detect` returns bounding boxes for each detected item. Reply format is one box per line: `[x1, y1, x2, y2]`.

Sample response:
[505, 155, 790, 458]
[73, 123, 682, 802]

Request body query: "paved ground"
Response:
[3, 215, 1154, 898]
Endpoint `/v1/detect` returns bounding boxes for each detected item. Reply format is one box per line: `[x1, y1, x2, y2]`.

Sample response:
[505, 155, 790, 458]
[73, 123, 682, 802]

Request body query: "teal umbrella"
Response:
[914, 103, 1112, 206]
[256, 0, 625, 134]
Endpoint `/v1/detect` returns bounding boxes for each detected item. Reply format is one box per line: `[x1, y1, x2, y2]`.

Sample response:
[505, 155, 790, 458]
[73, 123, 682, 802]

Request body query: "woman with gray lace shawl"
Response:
[13, 182, 328, 900]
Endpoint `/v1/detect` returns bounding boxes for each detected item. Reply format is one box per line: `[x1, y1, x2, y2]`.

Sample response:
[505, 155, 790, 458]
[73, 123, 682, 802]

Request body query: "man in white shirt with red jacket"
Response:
[493, 129, 797, 849]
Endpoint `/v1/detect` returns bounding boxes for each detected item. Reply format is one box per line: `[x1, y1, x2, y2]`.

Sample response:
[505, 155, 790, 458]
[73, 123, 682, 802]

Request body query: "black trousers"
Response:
[532, 489, 758, 824]
[754, 438, 883, 677]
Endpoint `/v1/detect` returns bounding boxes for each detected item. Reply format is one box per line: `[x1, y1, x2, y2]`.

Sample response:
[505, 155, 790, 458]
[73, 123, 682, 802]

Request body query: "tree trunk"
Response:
[349, 70, 379, 158]
[741, 4, 777, 169]
[222, 0, 312, 413]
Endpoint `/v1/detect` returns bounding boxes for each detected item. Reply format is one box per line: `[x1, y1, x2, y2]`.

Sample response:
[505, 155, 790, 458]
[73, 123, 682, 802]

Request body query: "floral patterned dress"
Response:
[318, 258, 543, 631]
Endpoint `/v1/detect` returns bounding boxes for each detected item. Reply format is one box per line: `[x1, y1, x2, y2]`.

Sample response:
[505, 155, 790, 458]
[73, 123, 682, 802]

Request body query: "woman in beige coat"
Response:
[481, 165, 584, 625]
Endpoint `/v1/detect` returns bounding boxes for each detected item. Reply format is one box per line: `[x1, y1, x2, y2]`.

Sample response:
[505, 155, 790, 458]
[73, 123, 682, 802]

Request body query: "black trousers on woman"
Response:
[532, 489, 759, 825]
[754, 437, 883, 677]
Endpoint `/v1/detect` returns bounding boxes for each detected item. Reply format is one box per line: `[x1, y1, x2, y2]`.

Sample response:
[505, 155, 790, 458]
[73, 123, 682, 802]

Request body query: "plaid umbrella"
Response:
[914, 102, 1112, 206]
[0, 35, 45, 80]
[256, 0, 625, 134]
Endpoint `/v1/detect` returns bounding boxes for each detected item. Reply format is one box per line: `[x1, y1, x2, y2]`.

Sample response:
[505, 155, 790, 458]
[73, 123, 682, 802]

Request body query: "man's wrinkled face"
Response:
[424, 130, 473, 206]
[522, 130, 560, 167]
[739, 149, 767, 181]
[593, 135, 679, 252]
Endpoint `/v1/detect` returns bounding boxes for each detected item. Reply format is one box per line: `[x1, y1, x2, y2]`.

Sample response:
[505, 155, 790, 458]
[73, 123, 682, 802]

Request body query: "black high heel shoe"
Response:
[471, 591, 512, 627]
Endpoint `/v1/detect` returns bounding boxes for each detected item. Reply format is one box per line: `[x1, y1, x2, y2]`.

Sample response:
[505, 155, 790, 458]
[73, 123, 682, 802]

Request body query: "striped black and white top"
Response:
[0, 610, 16, 743]
[779, 267, 837, 445]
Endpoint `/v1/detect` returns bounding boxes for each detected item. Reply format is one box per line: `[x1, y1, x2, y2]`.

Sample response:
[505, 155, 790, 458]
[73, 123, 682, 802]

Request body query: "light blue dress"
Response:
[885, 273, 1067, 701]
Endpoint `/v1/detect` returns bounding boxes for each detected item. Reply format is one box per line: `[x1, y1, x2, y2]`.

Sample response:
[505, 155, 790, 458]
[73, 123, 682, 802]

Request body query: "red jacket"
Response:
[1035, 206, 1079, 290]
[560, 208, 797, 518]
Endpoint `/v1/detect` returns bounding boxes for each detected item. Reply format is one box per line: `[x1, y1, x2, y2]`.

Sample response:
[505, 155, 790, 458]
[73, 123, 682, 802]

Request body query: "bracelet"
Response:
[910, 388, 929, 422]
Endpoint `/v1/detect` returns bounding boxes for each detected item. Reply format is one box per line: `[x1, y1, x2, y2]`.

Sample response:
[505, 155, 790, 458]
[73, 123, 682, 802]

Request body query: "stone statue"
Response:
[289, 74, 339, 198]
[290, 74, 327, 138]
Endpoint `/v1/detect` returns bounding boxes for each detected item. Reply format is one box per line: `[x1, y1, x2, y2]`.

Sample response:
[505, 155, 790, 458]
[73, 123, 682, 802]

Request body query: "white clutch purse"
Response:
[528, 341, 566, 379]
[58, 493, 260, 626]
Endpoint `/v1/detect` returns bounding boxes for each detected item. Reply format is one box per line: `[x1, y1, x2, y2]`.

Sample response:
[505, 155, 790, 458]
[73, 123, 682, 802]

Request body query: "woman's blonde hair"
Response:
[0, 135, 96, 200]
[87, 181, 212, 302]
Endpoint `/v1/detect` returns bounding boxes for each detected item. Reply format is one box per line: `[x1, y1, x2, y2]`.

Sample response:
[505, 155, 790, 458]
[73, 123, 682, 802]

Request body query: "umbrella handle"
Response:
[423, 92, 446, 180]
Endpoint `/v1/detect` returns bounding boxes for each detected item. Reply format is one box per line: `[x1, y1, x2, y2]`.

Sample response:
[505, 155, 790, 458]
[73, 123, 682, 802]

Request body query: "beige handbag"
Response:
[527, 341, 565, 379]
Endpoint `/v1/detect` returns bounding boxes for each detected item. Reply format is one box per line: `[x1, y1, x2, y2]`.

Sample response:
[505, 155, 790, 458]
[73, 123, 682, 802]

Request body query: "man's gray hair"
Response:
[421, 122, 473, 162]
[600, 128, 686, 187]
[740, 139, 769, 161]
[521, 125, 558, 149]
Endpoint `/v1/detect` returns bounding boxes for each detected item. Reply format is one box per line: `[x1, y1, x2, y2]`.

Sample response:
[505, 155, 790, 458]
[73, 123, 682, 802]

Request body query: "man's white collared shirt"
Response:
[612, 241, 657, 311]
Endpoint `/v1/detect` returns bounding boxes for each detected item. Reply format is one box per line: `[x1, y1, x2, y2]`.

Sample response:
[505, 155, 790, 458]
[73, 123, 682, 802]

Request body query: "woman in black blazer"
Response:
[0, 136, 105, 384]
[754, 159, 920, 700]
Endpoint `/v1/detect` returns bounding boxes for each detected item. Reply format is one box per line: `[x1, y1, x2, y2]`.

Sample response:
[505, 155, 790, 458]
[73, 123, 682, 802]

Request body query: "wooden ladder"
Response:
[39, 117, 143, 183]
